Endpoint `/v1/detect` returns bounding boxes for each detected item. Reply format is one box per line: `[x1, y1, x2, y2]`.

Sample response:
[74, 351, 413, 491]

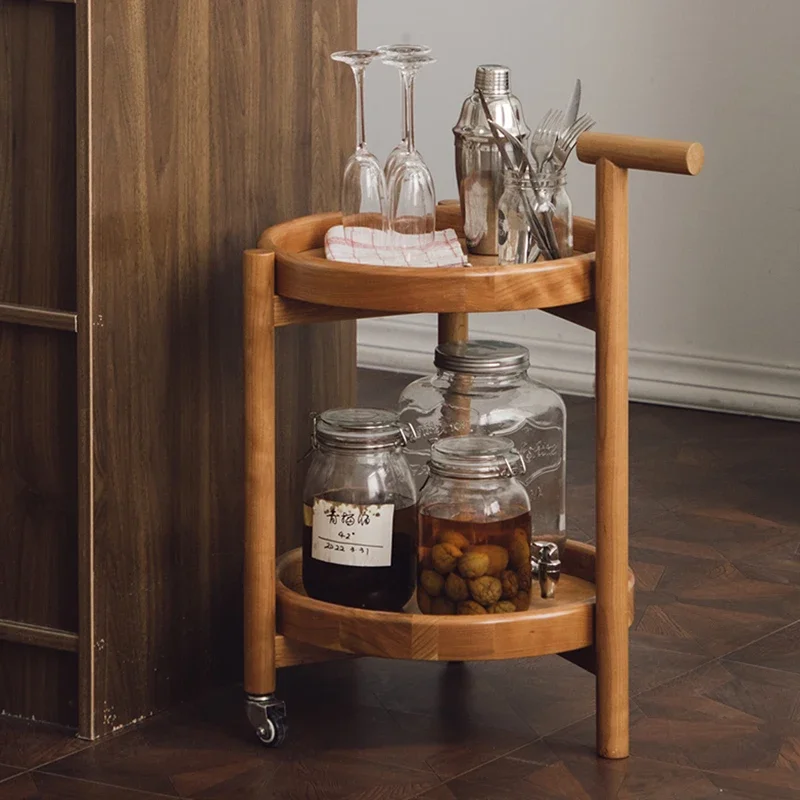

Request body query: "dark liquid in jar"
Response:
[302, 490, 416, 612]
[417, 509, 532, 615]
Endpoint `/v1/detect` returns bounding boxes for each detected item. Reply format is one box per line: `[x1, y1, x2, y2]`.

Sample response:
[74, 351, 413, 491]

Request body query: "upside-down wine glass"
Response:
[383, 53, 437, 249]
[376, 44, 432, 182]
[331, 50, 387, 241]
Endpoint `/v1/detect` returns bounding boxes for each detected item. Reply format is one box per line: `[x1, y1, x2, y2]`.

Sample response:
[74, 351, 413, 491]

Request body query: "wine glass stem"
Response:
[352, 64, 367, 152]
[399, 72, 408, 148]
[402, 67, 417, 153]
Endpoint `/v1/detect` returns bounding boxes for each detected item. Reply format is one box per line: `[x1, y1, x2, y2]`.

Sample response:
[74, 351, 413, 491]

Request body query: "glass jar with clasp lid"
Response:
[498, 169, 573, 263]
[398, 340, 566, 555]
[416, 436, 533, 615]
[302, 408, 417, 611]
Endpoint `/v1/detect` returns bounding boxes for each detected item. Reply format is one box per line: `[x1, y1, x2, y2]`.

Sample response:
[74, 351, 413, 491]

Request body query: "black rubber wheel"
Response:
[255, 705, 288, 747]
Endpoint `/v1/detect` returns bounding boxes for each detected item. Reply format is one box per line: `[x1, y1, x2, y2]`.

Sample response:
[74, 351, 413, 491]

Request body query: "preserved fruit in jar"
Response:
[416, 436, 532, 615]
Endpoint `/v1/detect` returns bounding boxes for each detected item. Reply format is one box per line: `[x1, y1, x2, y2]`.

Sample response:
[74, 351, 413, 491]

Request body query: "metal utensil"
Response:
[551, 113, 596, 171]
[486, 118, 561, 259]
[530, 108, 564, 172]
[478, 91, 557, 260]
[484, 118, 528, 173]
[476, 90, 518, 172]
[563, 79, 582, 131]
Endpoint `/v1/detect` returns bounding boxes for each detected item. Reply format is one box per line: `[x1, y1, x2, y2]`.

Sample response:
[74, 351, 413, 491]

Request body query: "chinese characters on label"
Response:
[311, 498, 395, 568]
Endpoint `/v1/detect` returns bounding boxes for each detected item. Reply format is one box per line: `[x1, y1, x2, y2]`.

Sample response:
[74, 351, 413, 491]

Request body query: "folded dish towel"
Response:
[324, 225, 468, 267]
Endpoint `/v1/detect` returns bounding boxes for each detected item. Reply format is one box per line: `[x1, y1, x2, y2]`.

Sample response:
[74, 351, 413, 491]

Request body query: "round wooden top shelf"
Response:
[259, 206, 596, 314]
[276, 540, 634, 662]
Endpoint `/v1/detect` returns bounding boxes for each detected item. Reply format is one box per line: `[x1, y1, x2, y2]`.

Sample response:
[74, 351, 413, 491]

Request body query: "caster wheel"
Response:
[255, 713, 287, 747]
[246, 694, 288, 748]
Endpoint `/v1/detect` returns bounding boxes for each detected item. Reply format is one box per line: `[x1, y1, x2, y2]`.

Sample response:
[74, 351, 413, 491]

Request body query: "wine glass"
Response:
[331, 50, 387, 241]
[376, 44, 432, 182]
[382, 53, 437, 249]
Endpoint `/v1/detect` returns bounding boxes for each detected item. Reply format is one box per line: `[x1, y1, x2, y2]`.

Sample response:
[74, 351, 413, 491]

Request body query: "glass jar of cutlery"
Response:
[498, 169, 573, 264]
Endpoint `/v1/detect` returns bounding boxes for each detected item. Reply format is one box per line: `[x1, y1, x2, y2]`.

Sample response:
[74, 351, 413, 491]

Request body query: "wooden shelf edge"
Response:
[0, 619, 79, 653]
[275, 542, 635, 662]
[259, 213, 597, 315]
[0, 302, 77, 332]
[275, 634, 355, 668]
[273, 297, 409, 328]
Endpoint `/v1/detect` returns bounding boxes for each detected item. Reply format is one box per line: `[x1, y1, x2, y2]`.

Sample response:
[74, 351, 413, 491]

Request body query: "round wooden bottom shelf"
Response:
[276, 541, 635, 662]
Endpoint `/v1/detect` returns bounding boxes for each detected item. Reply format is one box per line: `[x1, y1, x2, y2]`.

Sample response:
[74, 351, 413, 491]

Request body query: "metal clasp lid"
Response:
[398, 421, 418, 447]
[500, 452, 527, 478]
[532, 541, 561, 599]
[310, 412, 321, 449]
[309, 408, 416, 452]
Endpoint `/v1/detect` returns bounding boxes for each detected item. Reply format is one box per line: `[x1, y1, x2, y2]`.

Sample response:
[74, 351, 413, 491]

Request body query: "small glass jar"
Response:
[533, 170, 573, 258]
[398, 340, 566, 554]
[302, 408, 417, 611]
[416, 436, 532, 615]
[497, 170, 573, 264]
[498, 170, 538, 265]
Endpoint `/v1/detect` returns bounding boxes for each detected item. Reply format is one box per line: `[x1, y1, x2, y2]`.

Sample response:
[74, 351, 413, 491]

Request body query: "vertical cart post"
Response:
[579, 132, 705, 759]
[438, 312, 469, 345]
[594, 159, 631, 759]
[243, 249, 286, 746]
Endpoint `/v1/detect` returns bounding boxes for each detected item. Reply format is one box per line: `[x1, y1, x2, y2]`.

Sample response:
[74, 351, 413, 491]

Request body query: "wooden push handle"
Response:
[577, 132, 704, 176]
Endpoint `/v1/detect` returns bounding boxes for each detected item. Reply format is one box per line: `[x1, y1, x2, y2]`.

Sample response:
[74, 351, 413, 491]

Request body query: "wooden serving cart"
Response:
[242, 132, 704, 758]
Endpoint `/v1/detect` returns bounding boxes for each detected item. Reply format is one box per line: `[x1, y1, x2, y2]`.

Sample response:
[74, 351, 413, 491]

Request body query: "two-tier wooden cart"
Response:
[242, 132, 704, 757]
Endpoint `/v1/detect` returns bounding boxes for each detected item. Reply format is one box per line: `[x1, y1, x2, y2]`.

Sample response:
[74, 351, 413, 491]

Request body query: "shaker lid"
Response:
[434, 340, 530, 375]
[453, 65, 529, 139]
[474, 64, 510, 96]
[429, 435, 526, 479]
[314, 408, 414, 450]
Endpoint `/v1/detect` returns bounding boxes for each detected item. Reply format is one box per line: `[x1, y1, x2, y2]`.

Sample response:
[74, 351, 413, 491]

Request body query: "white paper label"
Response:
[311, 498, 394, 568]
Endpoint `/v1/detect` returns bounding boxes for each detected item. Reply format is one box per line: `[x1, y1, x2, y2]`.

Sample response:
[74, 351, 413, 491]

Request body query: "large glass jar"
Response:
[416, 436, 532, 615]
[398, 340, 566, 554]
[302, 408, 417, 611]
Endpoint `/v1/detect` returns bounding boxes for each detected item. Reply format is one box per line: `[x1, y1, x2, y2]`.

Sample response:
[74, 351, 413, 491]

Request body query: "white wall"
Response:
[356, 0, 800, 420]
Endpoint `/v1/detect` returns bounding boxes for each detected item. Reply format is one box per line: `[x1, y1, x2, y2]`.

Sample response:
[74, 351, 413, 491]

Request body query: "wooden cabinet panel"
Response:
[84, 0, 356, 736]
[0, 642, 77, 727]
[0, 1, 76, 311]
[0, 326, 78, 631]
[0, 0, 356, 736]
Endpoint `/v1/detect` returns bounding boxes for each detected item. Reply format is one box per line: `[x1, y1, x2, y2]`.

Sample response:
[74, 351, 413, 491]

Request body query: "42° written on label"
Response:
[310, 497, 395, 568]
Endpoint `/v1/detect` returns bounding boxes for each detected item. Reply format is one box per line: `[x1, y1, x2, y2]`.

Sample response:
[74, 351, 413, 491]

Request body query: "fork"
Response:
[551, 114, 596, 171]
[530, 109, 564, 172]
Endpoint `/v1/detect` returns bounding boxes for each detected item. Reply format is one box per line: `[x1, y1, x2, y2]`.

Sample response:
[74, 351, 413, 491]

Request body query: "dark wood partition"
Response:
[0, 0, 356, 739]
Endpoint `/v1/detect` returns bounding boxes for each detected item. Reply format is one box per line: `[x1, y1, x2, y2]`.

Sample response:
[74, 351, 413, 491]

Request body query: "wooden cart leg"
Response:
[437, 311, 470, 665]
[438, 312, 469, 345]
[594, 159, 630, 759]
[243, 249, 286, 747]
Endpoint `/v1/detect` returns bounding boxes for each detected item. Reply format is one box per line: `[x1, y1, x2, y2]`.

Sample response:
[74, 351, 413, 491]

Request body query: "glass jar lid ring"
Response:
[428, 436, 527, 479]
[311, 410, 416, 450]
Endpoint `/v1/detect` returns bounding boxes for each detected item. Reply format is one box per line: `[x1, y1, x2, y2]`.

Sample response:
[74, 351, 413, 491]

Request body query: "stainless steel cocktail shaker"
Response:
[453, 65, 530, 255]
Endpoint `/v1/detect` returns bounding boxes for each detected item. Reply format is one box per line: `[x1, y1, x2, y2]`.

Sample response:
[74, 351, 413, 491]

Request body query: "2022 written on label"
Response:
[311, 497, 395, 568]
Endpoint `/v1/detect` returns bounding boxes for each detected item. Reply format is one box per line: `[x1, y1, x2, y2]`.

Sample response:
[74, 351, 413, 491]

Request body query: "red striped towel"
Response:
[324, 226, 468, 267]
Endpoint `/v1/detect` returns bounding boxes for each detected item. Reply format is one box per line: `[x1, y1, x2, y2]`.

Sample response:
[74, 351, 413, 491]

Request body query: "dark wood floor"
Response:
[2, 369, 799, 799]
